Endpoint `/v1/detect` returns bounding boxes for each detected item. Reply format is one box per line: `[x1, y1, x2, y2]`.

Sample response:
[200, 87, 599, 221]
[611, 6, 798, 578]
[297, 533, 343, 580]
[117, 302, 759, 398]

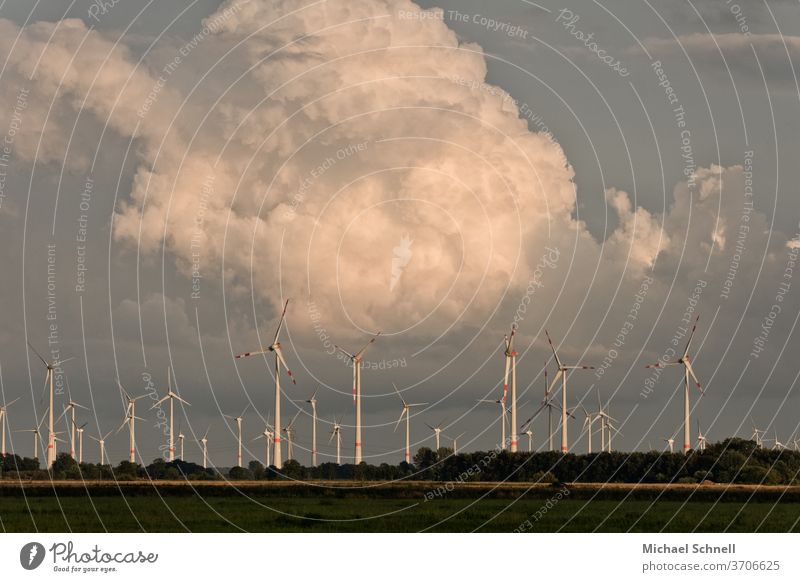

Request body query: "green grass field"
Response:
[2, 482, 800, 532]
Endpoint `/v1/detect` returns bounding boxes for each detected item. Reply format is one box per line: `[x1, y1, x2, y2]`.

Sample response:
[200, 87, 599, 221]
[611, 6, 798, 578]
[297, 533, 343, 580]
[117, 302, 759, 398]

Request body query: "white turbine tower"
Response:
[89, 430, 112, 465]
[235, 299, 297, 469]
[74, 422, 87, 463]
[199, 427, 211, 469]
[223, 404, 250, 468]
[56, 400, 88, 459]
[501, 327, 519, 452]
[524, 429, 534, 452]
[479, 398, 508, 450]
[604, 410, 621, 452]
[329, 417, 343, 465]
[545, 331, 595, 454]
[393, 384, 427, 463]
[283, 410, 301, 462]
[0, 397, 20, 457]
[663, 437, 675, 453]
[645, 315, 704, 455]
[152, 368, 191, 462]
[296, 391, 319, 467]
[580, 405, 597, 454]
[117, 387, 147, 463]
[178, 431, 185, 460]
[335, 332, 380, 465]
[447, 432, 465, 455]
[28, 342, 73, 467]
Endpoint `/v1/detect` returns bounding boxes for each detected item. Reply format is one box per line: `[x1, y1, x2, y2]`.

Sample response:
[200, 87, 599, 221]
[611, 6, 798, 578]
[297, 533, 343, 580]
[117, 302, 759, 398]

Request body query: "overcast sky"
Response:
[0, 0, 799, 468]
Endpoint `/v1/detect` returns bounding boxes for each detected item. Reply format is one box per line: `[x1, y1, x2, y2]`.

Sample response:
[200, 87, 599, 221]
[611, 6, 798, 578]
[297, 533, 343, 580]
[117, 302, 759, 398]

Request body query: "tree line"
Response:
[1, 438, 798, 485]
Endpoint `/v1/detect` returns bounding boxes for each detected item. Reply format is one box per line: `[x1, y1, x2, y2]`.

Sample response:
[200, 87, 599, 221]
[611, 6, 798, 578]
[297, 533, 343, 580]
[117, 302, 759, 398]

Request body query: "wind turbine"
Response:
[89, 430, 112, 465]
[117, 381, 148, 463]
[603, 407, 621, 452]
[56, 400, 88, 459]
[282, 410, 301, 462]
[235, 299, 297, 469]
[28, 342, 73, 466]
[393, 384, 428, 463]
[199, 427, 211, 469]
[223, 404, 250, 468]
[479, 398, 508, 450]
[750, 418, 766, 448]
[645, 315, 704, 454]
[771, 430, 787, 451]
[546, 331, 595, 453]
[253, 423, 274, 468]
[335, 332, 380, 465]
[16, 411, 47, 460]
[296, 391, 319, 466]
[663, 437, 675, 453]
[501, 326, 519, 452]
[524, 429, 534, 452]
[594, 388, 618, 452]
[696, 420, 707, 452]
[74, 422, 87, 463]
[152, 368, 191, 462]
[329, 417, 343, 465]
[520, 367, 559, 451]
[178, 431, 185, 460]
[446, 432, 465, 455]
[0, 397, 20, 456]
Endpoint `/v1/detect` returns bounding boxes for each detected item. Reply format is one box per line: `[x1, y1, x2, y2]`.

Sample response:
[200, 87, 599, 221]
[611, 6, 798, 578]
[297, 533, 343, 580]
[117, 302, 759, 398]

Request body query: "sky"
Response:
[0, 0, 799, 468]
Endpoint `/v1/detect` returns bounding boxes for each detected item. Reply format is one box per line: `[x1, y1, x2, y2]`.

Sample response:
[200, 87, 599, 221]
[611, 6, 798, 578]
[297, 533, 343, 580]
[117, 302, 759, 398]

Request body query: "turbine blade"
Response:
[392, 382, 407, 407]
[27, 342, 49, 367]
[547, 369, 563, 395]
[520, 402, 547, 430]
[354, 332, 381, 359]
[274, 346, 296, 385]
[273, 299, 290, 344]
[152, 396, 169, 407]
[545, 330, 562, 368]
[55, 406, 70, 424]
[234, 349, 269, 359]
[3, 397, 20, 408]
[684, 360, 703, 394]
[394, 408, 407, 432]
[334, 345, 354, 359]
[683, 315, 700, 358]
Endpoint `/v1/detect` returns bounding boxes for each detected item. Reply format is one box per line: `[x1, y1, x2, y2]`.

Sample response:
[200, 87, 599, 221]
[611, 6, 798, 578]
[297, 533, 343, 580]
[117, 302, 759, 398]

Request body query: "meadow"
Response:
[2, 481, 799, 532]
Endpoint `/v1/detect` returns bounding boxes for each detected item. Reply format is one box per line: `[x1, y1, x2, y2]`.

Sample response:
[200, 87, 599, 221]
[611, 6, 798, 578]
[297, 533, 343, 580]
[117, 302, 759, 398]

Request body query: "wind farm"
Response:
[2, 312, 800, 535]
